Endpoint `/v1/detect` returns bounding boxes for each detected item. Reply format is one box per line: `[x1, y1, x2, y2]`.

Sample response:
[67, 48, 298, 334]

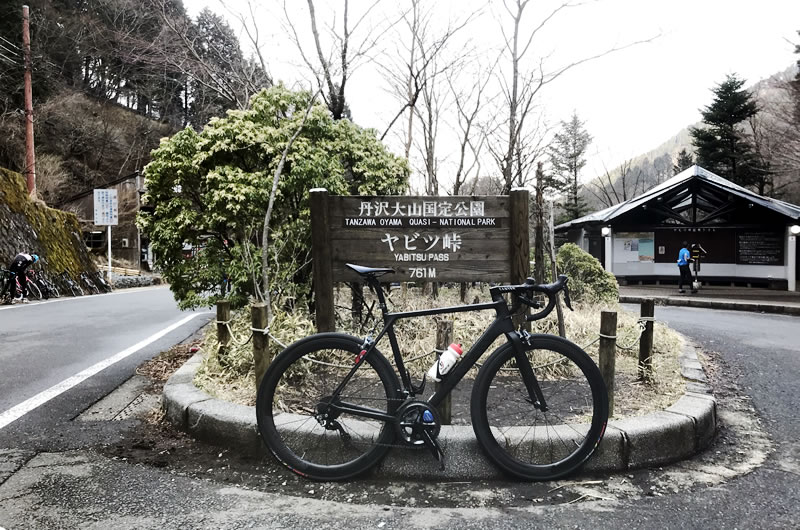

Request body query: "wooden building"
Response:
[556, 165, 800, 291]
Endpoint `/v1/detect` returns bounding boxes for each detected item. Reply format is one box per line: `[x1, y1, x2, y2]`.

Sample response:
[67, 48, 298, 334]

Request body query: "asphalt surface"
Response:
[0, 291, 798, 528]
[0, 286, 212, 448]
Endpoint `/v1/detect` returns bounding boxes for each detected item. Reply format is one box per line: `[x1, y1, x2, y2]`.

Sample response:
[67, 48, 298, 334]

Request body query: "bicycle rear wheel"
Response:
[256, 333, 400, 480]
[471, 335, 608, 481]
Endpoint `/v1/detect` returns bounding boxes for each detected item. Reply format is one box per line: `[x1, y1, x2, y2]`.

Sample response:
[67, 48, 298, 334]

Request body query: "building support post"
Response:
[788, 226, 798, 292]
[603, 227, 613, 273]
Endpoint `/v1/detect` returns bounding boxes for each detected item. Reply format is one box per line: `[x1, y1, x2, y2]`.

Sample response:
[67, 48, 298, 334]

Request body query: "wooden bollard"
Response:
[434, 319, 454, 424]
[638, 299, 655, 383]
[216, 300, 231, 357]
[252, 303, 270, 389]
[599, 310, 617, 418]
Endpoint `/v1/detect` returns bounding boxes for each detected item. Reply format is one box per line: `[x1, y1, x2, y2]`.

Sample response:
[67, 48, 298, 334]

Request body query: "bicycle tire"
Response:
[256, 333, 401, 481]
[27, 281, 41, 300]
[34, 279, 49, 299]
[471, 335, 608, 481]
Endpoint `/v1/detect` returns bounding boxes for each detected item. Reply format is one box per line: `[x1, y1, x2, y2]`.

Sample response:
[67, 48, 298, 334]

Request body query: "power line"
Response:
[0, 51, 21, 66]
[0, 41, 22, 59]
[0, 35, 22, 52]
[55, 171, 141, 207]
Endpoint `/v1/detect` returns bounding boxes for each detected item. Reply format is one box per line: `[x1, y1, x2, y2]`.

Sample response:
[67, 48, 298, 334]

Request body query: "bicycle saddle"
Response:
[346, 263, 395, 277]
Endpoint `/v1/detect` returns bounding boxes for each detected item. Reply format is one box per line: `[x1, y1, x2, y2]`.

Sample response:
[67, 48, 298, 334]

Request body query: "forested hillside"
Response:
[583, 64, 800, 212]
[0, 0, 267, 207]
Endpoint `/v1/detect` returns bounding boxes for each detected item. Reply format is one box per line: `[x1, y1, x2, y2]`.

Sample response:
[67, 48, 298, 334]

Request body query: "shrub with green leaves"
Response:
[557, 243, 618, 303]
[137, 85, 409, 309]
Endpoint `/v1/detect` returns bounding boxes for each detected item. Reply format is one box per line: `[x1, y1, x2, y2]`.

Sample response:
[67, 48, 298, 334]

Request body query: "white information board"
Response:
[93, 189, 118, 226]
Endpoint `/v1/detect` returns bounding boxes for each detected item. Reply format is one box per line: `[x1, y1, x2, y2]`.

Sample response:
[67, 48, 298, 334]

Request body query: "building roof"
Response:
[556, 165, 800, 231]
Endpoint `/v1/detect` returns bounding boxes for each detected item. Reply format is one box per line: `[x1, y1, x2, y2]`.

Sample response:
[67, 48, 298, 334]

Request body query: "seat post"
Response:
[366, 275, 390, 315]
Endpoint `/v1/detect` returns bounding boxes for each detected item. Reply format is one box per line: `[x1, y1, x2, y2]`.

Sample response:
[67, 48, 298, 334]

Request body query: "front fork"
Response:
[507, 330, 548, 412]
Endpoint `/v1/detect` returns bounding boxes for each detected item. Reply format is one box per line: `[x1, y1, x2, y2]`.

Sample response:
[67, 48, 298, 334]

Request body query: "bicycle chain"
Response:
[314, 396, 449, 451]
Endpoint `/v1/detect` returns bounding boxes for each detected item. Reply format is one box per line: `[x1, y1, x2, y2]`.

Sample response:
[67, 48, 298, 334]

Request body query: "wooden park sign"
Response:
[310, 188, 530, 331]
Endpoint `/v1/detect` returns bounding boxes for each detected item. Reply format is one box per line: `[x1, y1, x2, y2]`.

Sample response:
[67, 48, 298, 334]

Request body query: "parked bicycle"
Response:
[59, 272, 83, 296]
[79, 272, 100, 295]
[25, 269, 49, 299]
[93, 271, 113, 293]
[39, 272, 60, 298]
[256, 263, 609, 481]
[23, 271, 42, 299]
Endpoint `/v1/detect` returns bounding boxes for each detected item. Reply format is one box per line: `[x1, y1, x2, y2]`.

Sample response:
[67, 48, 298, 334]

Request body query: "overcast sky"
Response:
[183, 0, 800, 187]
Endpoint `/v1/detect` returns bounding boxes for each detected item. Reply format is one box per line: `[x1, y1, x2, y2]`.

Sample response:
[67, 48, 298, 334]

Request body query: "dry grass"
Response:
[194, 284, 685, 417]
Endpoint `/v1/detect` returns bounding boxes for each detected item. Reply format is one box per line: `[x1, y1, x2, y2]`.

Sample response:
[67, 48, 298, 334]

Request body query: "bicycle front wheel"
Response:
[256, 333, 401, 481]
[471, 335, 608, 481]
[27, 281, 42, 299]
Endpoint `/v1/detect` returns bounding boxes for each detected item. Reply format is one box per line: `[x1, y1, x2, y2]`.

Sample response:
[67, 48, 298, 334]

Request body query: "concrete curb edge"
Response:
[620, 295, 800, 316]
[162, 340, 716, 480]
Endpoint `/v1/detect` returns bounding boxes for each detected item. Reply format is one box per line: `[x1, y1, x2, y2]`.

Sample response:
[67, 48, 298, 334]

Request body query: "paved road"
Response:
[0, 286, 211, 447]
[0, 304, 797, 529]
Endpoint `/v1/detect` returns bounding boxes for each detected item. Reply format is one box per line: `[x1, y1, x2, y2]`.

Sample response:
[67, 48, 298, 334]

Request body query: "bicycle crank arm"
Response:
[420, 428, 445, 471]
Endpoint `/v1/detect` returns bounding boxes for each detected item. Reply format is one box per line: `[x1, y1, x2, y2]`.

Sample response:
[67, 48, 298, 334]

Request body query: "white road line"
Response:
[0, 285, 167, 311]
[0, 312, 206, 430]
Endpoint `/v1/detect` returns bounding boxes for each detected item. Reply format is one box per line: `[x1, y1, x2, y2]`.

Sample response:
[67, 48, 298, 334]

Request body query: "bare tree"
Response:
[259, 92, 318, 317]
[447, 60, 495, 195]
[749, 77, 800, 199]
[378, 1, 474, 155]
[490, 0, 656, 194]
[150, 0, 270, 113]
[284, 0, 384, 120]
[588, 159, 643, 208]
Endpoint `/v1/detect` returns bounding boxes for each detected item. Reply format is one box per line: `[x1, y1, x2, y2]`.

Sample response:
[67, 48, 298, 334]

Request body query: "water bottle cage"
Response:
[435, 352, 444, 380]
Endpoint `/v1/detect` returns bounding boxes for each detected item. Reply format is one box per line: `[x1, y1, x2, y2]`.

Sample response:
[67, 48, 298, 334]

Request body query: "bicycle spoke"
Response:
[258, 335, 398, 479]
[474, 336, 606, 480]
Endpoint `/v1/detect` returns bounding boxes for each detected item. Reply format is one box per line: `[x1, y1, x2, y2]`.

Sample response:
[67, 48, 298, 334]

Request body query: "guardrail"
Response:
[110, 266, 141, 276]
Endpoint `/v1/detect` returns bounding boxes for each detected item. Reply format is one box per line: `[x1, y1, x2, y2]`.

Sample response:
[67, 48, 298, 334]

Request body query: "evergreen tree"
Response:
[673, 148, 694, 174]
[689, 74, 763, 187]
[548, 111, 591, 221]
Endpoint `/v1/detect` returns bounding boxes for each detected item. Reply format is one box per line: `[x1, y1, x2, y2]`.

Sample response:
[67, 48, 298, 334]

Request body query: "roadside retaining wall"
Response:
[0, 168, 96, 276]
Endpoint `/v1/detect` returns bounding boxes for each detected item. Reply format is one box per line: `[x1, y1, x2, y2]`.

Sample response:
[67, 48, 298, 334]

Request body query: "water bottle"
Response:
[426, 343, 463, 382]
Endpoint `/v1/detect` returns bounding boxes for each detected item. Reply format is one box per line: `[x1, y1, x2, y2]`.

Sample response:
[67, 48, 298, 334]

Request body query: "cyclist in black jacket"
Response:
[2, 252, 39, 304]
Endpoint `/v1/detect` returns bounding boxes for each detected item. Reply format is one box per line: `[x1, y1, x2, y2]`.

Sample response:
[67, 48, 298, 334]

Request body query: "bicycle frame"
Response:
[330, 278, 547, 423]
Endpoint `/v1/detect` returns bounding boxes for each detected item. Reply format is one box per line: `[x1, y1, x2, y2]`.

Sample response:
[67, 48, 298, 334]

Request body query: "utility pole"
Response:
[22, 5, 36, 197]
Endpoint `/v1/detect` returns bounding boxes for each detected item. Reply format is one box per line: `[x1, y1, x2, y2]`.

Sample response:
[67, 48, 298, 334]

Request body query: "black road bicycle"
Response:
[59, 271, 83, 296]
[80, 272, 100, 295]
[256, 264, 609, 481]
[93, 271, 113, 293]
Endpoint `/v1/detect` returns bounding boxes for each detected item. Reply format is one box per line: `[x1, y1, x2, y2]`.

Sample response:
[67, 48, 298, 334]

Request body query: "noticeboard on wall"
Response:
[736, 231, 784, 265]
[615, 232, 655, 262]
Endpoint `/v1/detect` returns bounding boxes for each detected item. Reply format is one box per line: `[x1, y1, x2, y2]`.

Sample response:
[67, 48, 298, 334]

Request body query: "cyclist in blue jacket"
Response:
[676, 242, 695, 294]
[2, 252, 39, 304]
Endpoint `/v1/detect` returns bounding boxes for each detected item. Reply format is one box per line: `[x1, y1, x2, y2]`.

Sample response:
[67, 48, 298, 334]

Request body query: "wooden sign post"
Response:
[310, 188, 529, 331]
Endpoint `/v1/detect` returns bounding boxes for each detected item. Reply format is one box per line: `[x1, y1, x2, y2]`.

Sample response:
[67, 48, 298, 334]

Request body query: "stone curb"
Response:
[163, 341, 716, 480]
[620, 295, 800, 316]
